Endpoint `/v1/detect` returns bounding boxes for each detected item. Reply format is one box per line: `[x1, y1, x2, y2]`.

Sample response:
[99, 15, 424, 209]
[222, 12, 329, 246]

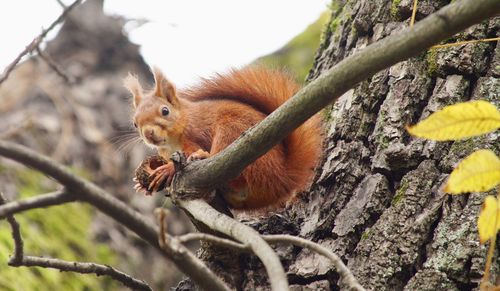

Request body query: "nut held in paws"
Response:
[135, 155, 169, 191]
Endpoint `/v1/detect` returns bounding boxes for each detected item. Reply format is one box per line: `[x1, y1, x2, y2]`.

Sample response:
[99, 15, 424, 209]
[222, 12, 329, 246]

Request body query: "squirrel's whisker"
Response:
[109, 131, 141, 154]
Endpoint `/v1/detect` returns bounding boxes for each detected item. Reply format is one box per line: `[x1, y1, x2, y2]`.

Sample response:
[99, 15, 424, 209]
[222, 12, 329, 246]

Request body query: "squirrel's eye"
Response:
[133, 122, 137, 128]
[161, 106, 170, 116]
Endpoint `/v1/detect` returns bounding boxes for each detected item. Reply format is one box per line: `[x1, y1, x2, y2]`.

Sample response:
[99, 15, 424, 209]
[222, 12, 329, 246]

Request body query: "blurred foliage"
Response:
[255, 11, 330, 83]
[0, 166, 118, 291]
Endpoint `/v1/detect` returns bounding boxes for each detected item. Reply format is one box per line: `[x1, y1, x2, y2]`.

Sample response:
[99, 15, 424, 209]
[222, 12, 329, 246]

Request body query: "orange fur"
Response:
[127, 65, 322, 209]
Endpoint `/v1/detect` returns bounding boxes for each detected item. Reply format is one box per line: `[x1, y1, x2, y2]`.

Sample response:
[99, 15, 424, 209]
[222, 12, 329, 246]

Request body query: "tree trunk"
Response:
[179, 1, 499, 290]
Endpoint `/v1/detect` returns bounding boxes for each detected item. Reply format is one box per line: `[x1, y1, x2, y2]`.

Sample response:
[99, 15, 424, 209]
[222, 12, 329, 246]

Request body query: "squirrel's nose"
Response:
[144, 128, 155, 141]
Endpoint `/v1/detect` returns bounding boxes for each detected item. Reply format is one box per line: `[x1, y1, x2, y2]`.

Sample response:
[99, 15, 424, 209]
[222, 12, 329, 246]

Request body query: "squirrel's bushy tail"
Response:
[181, 65, 322, 194]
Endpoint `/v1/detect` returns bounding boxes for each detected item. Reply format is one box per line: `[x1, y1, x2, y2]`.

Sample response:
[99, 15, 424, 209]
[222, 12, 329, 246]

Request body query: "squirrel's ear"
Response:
[152, 67, 179, 106]
[123, 73, 143, 108]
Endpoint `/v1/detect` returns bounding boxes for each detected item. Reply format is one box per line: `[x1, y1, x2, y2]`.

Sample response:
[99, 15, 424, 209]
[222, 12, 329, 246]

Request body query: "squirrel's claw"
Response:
[134, 182, 152, 196]
[187, 149, 210, 162]
[148, 163, 175, 192]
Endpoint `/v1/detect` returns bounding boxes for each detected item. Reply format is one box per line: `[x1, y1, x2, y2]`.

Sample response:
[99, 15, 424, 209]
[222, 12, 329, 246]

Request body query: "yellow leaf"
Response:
[477, 195, 500, 244]
[407, 100, 500, 141]
[444, 149, 500, 194]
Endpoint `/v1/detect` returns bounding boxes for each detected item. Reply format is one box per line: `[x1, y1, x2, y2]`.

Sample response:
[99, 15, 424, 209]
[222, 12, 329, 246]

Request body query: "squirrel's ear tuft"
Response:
[152, 67, 179, 106]
[123, 73, 143, 108]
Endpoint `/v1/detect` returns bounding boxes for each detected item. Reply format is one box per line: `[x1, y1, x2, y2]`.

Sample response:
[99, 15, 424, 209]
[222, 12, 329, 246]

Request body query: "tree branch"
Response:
[178, 233, 250, 252]
[177, 0, 500, 191]
[0, 0, 81, 85]
[173, 230, 365, 290]
[178, 199, 289, 291]
[0, 193, 24, 264]
[157, 204, 247, 252]
[0, 189, 75, 219]
[263, 235, 365, 291]
[36, 47, 75, 83]
[10, 256, 152, 291]
[0, 140, 231, 291]
[55, 0, 68, 9]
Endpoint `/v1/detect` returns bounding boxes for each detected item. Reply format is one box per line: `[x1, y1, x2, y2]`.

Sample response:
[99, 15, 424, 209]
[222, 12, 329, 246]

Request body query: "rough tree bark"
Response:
[177, 1, 499, 290]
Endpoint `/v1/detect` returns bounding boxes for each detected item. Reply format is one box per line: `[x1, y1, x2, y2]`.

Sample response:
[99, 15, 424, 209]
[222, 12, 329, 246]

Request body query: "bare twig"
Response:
[410, 0, 418, 27]
[263, 234, 365, 291]
[10, 256, 152, 291]
[0, 38, 42, 85]
[56, 0, 67, 9]
[0, 193, 24, 264]
[0, 189, 75, 219]
[178, 199, 289, 291]
[155, 208, 233, 291]
[432, 37, 500, 49]
[178, 233, 250, 252]
[156, 208, 169, 248]
[36, 47, 74, 83]
[0, 0, 81, 85]
[172, 224, 364, 289]
[0, 140, 231, 291]
[408, 0, 498, 49]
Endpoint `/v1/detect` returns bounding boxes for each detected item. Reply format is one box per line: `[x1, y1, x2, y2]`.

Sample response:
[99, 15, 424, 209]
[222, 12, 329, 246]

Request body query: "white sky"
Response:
[0, 0, 329, 86]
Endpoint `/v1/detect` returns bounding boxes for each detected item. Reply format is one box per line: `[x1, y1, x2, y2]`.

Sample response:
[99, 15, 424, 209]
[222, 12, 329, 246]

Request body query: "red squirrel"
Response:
[124, 66, 322, 209]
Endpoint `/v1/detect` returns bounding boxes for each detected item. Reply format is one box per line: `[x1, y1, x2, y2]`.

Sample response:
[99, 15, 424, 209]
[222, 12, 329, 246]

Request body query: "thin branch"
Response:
[432, 37, 500, 49]
[0, 140, 231, 291]
[156, 208, 170, 249]
[263, 234, 365, 291]
[172, 223, 364, 290]
[10, 256, 152, 291]
[0, 189, 75, 219]
[56, 0, 67, 9]
[158, 209, 252, 290]
[178, 233, 250, 252]
[0, 0, 81, 85]
[172, 230, 364, 289]
[155, 209, 232, 291]
[0, 193, 24, 264]
[174, 230, 365, 290]
[178, 199, 289, 291]
[36, 47, 74, 83]
[176, 0, 500, 192]
[410, 0, 418, 27]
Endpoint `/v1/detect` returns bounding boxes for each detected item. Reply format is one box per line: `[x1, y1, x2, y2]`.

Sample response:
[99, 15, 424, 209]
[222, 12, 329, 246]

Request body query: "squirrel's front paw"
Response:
[187, 149, 210, 162]
[148, 162, 176, 192]
[134, 155, 171, 194]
